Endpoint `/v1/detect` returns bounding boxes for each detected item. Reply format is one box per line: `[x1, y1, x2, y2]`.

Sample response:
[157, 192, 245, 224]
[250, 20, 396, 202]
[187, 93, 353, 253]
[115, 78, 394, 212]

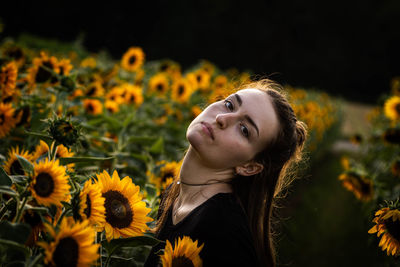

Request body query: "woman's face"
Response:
[186, 88, 280, 169]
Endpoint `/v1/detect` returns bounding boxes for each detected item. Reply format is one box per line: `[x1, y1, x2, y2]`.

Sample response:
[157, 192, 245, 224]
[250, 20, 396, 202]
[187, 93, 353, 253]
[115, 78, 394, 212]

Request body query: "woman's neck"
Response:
[177, 146, 233, 203]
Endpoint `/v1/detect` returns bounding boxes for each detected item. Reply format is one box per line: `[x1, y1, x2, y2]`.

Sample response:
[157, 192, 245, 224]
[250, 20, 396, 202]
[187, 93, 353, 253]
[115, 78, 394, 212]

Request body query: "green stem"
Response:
[0, 198, 15, 220]
[14, 196, 28, 223]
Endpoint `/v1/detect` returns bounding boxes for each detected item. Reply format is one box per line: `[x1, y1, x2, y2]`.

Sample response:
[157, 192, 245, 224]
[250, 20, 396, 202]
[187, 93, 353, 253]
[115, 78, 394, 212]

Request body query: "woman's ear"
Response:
[235, 162, 264, 176]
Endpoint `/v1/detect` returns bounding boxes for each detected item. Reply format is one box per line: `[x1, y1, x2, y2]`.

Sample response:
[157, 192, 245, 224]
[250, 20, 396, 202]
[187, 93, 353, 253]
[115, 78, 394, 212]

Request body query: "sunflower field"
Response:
[336, 77, 400, 263]
[0, 33, 343, 267]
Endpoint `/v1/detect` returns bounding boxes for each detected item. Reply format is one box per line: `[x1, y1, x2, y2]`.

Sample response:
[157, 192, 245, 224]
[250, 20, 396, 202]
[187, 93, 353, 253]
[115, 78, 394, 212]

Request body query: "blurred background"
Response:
[2, 0, 399, 103]
[1, 1, 400, 266]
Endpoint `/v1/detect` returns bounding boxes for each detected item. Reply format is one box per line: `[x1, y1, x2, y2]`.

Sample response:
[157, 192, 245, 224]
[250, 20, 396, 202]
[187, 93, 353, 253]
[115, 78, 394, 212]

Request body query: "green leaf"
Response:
[0, 239, 30, 257]
[59, 156, 114, 165]
[101, 235, 162, 255]
[131, 153, 148, 162]
[0, 221, 31, 244]
[0, 186, 17, 197]
[9, 175, 27, 184]
[149, 137, 164, 154]
[24, 130, 52, 140]
[0, 167, 12, 186]
[16, 155, 34, 175]
[128, 136, 158, 144]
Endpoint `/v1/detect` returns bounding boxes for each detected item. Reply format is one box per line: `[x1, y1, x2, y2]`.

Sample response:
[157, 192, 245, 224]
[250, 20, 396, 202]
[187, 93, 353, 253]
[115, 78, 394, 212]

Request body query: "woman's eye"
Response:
[224, 100, 234, 111]
[240, 124, 250, 138]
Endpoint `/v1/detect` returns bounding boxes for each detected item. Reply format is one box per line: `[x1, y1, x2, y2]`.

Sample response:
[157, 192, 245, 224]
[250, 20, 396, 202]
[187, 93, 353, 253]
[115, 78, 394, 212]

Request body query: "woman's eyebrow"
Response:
[234, 94, 260, 137]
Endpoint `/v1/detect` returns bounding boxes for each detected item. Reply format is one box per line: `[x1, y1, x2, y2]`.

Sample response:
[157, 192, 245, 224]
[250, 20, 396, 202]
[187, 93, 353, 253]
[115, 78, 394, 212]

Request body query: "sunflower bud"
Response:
[48, 117, 81, 148]
[60, 75, 76, 92]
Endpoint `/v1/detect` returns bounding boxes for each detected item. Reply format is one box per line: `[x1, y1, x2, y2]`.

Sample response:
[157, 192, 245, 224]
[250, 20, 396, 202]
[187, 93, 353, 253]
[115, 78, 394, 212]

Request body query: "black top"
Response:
[144, 192, 260, 267]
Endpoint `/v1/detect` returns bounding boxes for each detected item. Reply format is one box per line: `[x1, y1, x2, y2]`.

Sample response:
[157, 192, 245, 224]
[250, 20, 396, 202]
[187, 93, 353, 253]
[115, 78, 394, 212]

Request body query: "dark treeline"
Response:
[1, 0, 399, 103]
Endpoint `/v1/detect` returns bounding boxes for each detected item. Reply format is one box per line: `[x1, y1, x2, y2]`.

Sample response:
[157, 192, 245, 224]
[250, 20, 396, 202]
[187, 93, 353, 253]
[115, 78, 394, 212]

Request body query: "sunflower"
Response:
[30, 158, 70, 207]
[2, 46, 25, 67]
[58, 58, 73, 76]
[48, 118, 80, 148]
[84, 81, 104, 97]
[191, 106, 203, 120]
[106, 86, 125, 104]
[368, 207, 400, 256]
[122, 83, 144, 106]
[23, 208, 44, 246]
[95, 170, 153, 241]
[350, 133, 362, 145]
[149, 160, 181, 194]
[121, 47, 145, 72]
[193, 69, 211, 92]
[383, 128, 400, 145]
[134, 68, 145, 86]
[80, 57, 97, 68]
[26, 51, 60, 88]
[14, 105, 31, 127]
[39, 218, 99, 267]
[0, 102, 17, 138]
[3, 146, 32, 176]
[0, 61, 18, 96]
[105, 100, 119, 113]
[148, 73, 170, 96]
[384, 96, 400, 121]
[160, 236, 204, 267]
[338, 172, 373, 201]
[56, 144, 75, 170]
[83, 99, 103, 115]
[200, 60, 215, 76]
[31, 140, 50, 162]
[78, 180, 105, 229]
[212, 75, 228, 90]
[171, 78, 192, 103]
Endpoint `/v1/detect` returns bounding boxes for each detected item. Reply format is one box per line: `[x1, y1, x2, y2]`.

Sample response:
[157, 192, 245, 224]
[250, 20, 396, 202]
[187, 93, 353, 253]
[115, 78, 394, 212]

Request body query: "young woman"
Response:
[144, 79, 308, 267]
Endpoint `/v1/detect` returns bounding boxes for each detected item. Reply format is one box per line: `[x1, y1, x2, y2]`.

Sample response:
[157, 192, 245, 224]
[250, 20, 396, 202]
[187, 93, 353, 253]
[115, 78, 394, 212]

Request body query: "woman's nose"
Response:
[216, 113, 235, 128]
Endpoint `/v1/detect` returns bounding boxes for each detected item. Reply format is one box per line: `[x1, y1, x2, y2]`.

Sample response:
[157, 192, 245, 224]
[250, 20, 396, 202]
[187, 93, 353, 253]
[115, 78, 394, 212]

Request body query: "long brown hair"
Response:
[153, 78, 308, 267]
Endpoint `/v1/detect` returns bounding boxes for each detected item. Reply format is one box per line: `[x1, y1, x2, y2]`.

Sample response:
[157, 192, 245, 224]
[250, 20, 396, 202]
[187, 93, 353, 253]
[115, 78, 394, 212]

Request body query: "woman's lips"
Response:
[201, 122, 214, 140]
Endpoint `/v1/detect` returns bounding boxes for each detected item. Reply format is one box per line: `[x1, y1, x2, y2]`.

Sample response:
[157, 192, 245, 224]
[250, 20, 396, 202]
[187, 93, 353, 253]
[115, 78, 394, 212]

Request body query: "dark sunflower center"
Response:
[156, 83, 164, 92]
[86, 87, 96, 96]
[395, 103, 400, 115]
[162, 172, 174, 182]
[36, 61, 54, 83]
[2, 96, 12, 103]
[88, 104, 94, 112]
[171, 256, 194, 267]
[130, 95, 135, 102]
[384, 129, 400, 144]
[59, 67, 65, 76]
[52, 237, 79, 267]
[178, 85, 185, 96]
[360, 180, 372, 195]
[196, 75, 201, 82]
[129, 55, 137, 65]
[33, 172, 55, 197]
[84, 194, 92, 219]
[7, 48, 23, 60]
[103, 190, 133, 228]
[10, 159, 25, 175]
[0, 114, 4, 125]
[385, 218, 400, 241]
[23, 210, 42, 227]
[16, 106, 31, 127]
